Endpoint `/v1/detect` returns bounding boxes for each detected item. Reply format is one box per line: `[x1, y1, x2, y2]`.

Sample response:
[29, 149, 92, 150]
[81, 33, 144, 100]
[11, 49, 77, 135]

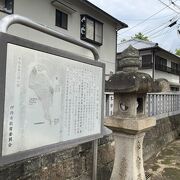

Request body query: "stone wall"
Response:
[143, 114, 180, 161]
[0, 115, 180, 180]
[0, 136, 114, 180]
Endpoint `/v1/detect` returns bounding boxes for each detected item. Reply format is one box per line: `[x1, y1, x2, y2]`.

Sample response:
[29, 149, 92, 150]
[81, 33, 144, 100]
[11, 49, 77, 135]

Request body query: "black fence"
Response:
[140, 63, 180, 75]
[155, 64, 180, 75]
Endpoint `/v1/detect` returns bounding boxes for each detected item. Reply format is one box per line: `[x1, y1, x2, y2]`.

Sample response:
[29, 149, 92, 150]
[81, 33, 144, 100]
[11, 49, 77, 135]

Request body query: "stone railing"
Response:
[146, 92, 180, 120]
[105, 92, 180, 120]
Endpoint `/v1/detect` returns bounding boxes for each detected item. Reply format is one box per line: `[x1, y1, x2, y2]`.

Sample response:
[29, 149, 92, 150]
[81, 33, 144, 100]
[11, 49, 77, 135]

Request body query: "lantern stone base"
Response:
[104, 116, 156, 135]
[104, 116, 156, 180]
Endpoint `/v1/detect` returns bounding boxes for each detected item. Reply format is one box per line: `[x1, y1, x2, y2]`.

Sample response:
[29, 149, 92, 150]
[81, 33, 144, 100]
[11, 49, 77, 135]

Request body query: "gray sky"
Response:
[89, 0, 180, 53]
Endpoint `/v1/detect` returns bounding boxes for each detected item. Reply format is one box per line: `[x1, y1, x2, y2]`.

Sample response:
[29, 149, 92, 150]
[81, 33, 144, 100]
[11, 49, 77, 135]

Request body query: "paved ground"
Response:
[144, 139, 180, 180]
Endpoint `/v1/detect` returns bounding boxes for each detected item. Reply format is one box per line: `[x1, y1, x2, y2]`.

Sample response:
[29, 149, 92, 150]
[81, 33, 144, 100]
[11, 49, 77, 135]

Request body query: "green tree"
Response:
[175, 49, 180, 56]
[132, 32, 149, 41]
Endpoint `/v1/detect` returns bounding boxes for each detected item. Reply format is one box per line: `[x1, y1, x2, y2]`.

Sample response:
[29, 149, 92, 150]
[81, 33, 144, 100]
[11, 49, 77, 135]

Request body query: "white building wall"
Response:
[139, 51, 180, 84]
[138, 69, 152, 77]
[138, 68, 179, 83]
[0, 0, 117, 74]
[154, 70, 179, 83]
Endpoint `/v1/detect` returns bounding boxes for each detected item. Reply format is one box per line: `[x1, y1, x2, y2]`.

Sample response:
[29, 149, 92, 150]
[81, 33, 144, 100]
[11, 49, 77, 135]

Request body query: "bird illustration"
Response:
[29, 64, 54, 124]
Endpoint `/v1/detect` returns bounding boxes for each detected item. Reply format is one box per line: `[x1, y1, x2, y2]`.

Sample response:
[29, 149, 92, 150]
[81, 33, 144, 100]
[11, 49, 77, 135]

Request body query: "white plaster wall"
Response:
[0, 0, 117, 74]
[155, 70, 179, 83]
[138, 69, 152, 77]
[138, 69, 179, 83]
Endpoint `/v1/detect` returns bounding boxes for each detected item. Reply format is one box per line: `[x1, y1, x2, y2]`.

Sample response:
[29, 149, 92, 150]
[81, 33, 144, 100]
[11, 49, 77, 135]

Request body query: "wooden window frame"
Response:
[0, 0, 14, 14]
[80, 14, 103, 46]
[55, 9, 68, 30]
[141, 54, 152, 69]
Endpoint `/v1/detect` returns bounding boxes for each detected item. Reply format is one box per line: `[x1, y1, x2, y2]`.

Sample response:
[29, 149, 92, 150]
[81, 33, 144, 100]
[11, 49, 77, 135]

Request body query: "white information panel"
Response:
[2, 44, 103, 156]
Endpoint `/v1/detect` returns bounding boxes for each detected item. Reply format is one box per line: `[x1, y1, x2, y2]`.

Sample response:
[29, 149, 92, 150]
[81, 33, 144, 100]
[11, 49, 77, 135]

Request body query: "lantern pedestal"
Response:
[105, 116, 155, 180]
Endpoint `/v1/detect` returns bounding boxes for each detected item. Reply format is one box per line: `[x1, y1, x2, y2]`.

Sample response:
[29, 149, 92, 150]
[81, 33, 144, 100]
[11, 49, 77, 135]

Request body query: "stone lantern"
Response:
[105, 45, 156, 180]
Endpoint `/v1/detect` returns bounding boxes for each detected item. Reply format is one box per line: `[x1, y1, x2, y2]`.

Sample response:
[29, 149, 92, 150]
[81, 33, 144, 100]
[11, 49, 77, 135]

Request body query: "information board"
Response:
[2, 43, 103, 156]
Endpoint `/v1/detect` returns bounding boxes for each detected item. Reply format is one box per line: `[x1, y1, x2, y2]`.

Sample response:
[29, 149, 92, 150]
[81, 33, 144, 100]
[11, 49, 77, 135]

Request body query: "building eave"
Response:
[117, 44, 180, 62]
[140, 46, 180, 62]
[80, 0, 128, 30]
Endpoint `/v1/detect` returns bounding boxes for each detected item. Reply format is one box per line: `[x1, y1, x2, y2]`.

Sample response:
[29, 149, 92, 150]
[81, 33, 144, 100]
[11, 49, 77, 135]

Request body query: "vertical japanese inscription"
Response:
[63, 65, 102, 140]
[7, 105, 14, 148]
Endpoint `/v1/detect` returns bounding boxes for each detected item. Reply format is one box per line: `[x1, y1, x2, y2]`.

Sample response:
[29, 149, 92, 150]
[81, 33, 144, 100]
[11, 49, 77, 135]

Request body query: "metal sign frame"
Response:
[0, 32, 105, 165]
